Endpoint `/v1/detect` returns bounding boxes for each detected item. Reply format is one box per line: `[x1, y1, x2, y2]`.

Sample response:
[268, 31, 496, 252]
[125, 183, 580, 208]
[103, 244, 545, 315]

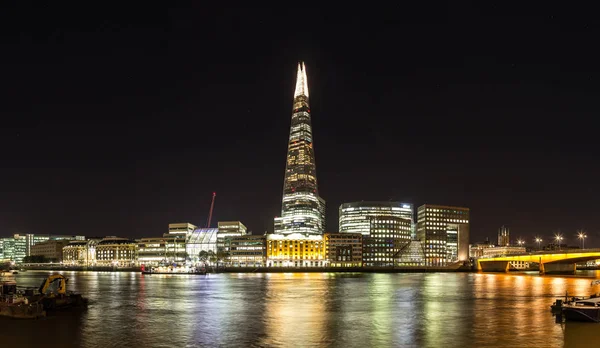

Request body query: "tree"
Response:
[198, 250, 209, 262]
[208, 250, 217, 264]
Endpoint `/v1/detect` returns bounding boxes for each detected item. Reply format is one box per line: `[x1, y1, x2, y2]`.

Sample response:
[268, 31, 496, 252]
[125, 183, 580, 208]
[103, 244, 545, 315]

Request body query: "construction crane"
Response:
[206, 192, 216, 228]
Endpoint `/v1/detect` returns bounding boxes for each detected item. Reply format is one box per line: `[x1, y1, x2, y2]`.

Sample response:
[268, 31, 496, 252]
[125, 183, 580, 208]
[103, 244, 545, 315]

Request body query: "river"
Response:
[2, 271, 600, 347]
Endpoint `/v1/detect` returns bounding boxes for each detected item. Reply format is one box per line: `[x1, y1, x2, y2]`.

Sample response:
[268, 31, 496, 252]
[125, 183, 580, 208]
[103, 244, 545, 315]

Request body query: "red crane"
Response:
[206, 192, 216, 228]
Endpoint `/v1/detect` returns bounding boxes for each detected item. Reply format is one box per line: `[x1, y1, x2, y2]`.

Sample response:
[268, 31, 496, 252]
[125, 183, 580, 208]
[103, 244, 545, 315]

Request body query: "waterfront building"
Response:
[217, 221, 248, 260]
[167, 222, 197, 238]
[266, 233, 325, 267]
[186, 228, 218, 262]
[498, 225, 510, 247]
[339, 202, 414, 235]
[227, 234, 266, 267]
[137, 237, 187, 266]
[274, 62, 325, 236]
[363, 216, 412, 267]
[62, 239, 100, 265]
[30, 240, 70, 262]
[94, 236, 137, 267]
[395, 241, 427, 266]
[1, 234, 84, 263]
[324, 233, 363, 267]
[416, 205, 470, 266]
[469, 242, 495, 258]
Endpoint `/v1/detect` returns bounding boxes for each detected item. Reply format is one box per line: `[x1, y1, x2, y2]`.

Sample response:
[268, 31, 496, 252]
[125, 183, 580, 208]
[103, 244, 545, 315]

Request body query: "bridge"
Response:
[477, 249, 600, 274]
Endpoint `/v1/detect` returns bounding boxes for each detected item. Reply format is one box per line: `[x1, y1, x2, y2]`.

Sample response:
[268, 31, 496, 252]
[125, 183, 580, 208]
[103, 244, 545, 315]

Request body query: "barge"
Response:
[1, 279, 46, 319]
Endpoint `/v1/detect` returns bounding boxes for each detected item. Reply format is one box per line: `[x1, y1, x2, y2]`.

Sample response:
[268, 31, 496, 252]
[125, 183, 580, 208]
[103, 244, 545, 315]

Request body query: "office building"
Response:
[186, 228, 219, 262]
[274, 62, 326, 235]
[1, 234, 84, 263]
[266, 233, 325, 267]
[167, 223, 197, 238]
[30, 240, 70, 262]
[416, 205, 470, 266]
[339, 202, 414, 235]
[137, 237, 187, 266]
[324, 233, 363, 267]
[62, 239, 100, 265]
[217, 221, 248, 259]
[227, 235, 266, 267]
[363, 216, 412, 267]
[94, 236, 137, 267]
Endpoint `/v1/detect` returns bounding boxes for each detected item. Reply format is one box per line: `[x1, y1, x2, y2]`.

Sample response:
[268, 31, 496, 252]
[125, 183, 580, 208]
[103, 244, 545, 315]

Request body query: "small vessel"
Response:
[141, 265, 207, 275]
[27, 274, 88, 310]
[562, 297, 600, 322]
[0, 279, 46, 319]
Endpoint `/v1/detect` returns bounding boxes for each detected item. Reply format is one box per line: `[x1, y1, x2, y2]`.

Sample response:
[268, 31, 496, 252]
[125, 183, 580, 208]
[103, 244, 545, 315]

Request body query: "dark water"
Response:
[2, 271, 600, 347]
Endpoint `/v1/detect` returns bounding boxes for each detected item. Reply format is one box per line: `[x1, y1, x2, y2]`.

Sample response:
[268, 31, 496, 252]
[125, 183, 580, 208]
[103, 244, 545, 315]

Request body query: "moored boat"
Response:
[1, 279, 46, 319]
[562, 297, 600, 322]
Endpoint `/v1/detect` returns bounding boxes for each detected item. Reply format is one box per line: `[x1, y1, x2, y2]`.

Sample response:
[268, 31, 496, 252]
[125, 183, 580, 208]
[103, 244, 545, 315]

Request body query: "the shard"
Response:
[274, 62, 325, 235]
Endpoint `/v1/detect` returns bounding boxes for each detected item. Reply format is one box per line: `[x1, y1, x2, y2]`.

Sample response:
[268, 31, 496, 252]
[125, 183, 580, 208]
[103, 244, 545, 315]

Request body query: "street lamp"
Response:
[517, 239, 524, 247]
[555, 233, 564, 251]
[577, 230, 587, 250]
[535, 237, 542, 251]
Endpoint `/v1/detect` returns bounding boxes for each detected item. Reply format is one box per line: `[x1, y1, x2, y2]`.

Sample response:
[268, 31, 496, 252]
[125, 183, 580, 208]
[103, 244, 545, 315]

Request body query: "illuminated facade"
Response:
[498, 225, 510, 247]
[1, 234, 84, 263]
[363, 216, 412, 267]
[396, 241, 426, 266]
[168, 222, 197, 238]
[30, 240, 70, 262]
[266, 233, 325, 267]
[227, 235, 266, 267]
[416, 205, 470, 266]
[274, 62, 325, 236]
[324, 233, 363, 267]
[186, 228, 218, 262]
[94, 236, 137, 267]
[137, 237, 187, 266]
[339, 202, 413, 235]
[62, 239, 100, 265]
[217, 221, 248, 259]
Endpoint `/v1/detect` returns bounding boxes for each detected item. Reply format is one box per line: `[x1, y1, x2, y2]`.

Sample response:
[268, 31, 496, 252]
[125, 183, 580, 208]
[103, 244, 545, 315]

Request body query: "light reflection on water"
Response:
[2, 271, 600, 347]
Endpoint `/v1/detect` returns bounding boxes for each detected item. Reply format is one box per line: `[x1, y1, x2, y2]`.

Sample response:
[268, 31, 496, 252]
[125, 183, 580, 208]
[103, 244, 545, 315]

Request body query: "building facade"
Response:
[30, 240, 70, 262]
[62, 239, 100, 265]
[266, 233, 325, 267]
[94, 237, 137, 267]
[274, 62, 325, 236]
[227, 235, 266, 267]
[168, 223, 197, 238]
[217, 221, 248, 261]
[416, 205, 470, 266]
[137, 237, 187, 266]
[498, 225, 510, 247]
[363, 216, 412, 267]
[324, 233, 363, 267]
[1, 234, 84, 263]
[339, 202, 414, 235]
[186, 228, 218, 262]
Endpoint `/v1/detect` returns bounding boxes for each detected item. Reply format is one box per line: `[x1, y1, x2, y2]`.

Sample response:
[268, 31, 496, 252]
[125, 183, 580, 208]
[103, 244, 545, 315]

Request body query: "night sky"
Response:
[1, 4, 599, 247]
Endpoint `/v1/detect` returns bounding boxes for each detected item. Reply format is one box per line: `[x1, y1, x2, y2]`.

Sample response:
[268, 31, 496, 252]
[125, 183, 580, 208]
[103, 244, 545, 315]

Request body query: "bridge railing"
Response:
[477, 248, 600, 259]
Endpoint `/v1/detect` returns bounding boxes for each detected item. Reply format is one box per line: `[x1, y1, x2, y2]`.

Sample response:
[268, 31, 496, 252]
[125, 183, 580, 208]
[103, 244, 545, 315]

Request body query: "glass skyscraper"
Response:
[274, 62, 325, 235]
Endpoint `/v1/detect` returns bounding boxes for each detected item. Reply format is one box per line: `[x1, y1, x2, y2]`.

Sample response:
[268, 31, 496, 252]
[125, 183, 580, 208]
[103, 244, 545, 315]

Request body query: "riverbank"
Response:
[18, 265, 474, 273]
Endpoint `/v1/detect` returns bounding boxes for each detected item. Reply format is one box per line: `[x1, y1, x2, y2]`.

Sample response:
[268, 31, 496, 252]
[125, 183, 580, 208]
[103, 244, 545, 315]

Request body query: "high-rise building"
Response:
[416, 205, 470, 266]
[498, 225, 510, 247]
[363, 216, 412, 267]
[274, 62, 325, 235]
[339, 202, 413, 235]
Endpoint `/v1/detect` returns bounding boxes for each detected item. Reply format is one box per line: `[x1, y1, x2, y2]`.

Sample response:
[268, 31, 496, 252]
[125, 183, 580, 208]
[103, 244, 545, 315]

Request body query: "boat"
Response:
[26, 274, 88, 311]
[140, 264, 207, 275]
[0, 279, 46, 319]
[562, 297, 600, 322]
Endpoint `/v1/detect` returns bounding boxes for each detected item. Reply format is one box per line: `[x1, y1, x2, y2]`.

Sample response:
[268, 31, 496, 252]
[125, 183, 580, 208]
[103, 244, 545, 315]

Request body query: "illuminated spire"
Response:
[294, 61, 309, 98]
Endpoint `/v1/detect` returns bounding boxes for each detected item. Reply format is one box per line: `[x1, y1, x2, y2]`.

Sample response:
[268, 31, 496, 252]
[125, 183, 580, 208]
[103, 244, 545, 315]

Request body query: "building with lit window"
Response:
[339, 202, 413, 235]
[168, 223, 197, 238]
[416, 205, 470, 266]
[363, 216, 412, 267]
[0, 234, 84, 263]
[137, 237, 187, 266]
[62, 239, 100, 265]
[94, 236, 137, 267]
[217, 221, 248, 260]
[498, 225, 510, 247]
[227, 235, 266, 267]
[266, 233, 325, 267]
[186, 228, 218, 262]
[324, 233, 363, 267]
[30, 240, 71, 262]
[274, 62, 325, 236]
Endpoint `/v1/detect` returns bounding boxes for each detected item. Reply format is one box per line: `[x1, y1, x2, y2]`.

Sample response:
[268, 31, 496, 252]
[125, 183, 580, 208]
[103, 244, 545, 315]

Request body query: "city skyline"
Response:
[1, 4, 599, 246]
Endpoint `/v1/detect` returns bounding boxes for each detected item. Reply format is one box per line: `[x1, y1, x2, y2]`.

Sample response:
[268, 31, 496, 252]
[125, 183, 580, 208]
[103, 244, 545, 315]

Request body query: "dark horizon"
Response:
[1, 4, 599, 247]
